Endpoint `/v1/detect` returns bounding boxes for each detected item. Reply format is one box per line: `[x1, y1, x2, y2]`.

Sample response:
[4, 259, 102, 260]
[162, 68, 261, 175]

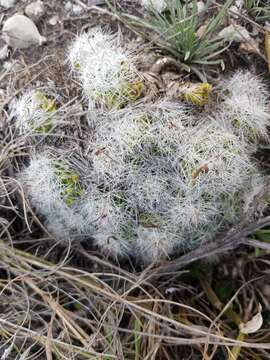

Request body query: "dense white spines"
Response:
[18, 44, 269, 266]
[67, 28, 140, 110]
[91, 102, 189, 181]
[136, 226, 177, 263]
[19, 153, 132, 258]
[12, 90, 57, 134]
[218, 71, 270, 142]
[83, 98, 263, 262]
[80, 194, 133, 257]
[19, 153, 78, 241]
[164, 122, 258, 251]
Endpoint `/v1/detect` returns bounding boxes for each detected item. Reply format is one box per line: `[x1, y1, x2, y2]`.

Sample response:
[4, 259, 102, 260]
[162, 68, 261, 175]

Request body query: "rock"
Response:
[197, 1, 206, 14]
[218, 25, 251, 43]
[48, 15, 59, 26]
[72, 4, 84, 15]
[0, 45, 9, 60]
[65, 1, 72, 11]
[87, 0, 105, 5]
[2, 14, 46, 49]
[239, 39, 259, 54]
[3, 60, 22, 71]
[229, 0, 244, 19]
[25, 1, 45, 22]
[0, 0, 16, 8]
[196, 24, 207, 39]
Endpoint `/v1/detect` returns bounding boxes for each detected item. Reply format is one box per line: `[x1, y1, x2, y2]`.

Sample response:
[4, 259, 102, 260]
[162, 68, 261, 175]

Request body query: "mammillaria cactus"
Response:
[12, 90, 57, 134]
[16, 27, 269, 265]
[67, 28, 143, 111]
[19, 153, 85, 241]
[218, 71, 270, 142]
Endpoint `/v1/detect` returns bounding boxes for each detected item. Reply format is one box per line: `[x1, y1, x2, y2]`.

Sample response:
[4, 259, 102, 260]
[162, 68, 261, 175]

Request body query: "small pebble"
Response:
[65, 1, 72, 11]
[0, 45, 9, 60]
[197, 1, 205, 14]
[0, 0, 16, 8]
[25, 1, 45, 22]
[48, 15, 59, 26]
[3, 60, 22, 71]
[218, 25, 251, 43]
[2, 14, 46, 49]
[88, 0, 105, 5]
[72, 4, 84, 15]
[229, 0, 244, 18]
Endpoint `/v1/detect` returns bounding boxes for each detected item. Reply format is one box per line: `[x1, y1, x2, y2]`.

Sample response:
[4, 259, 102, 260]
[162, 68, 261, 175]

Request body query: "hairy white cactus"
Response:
[19, 153, 132, 258]
[91, 102, 190, 182]
[218, 71, 270, 142]
[126, 120, 262, 261]
[79, 194, 133, 258]
[19, 153, 85, 241]
[12, 90, 57, 134]
[67, 28, 143, 110]
[136, 226, 177, 262]
[86, 99, 264, 262]
[18, 49, 268, 266]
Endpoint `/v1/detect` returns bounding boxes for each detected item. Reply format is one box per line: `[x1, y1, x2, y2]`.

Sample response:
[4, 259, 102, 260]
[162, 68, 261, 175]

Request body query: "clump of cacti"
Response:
[15, 27, 269, 264]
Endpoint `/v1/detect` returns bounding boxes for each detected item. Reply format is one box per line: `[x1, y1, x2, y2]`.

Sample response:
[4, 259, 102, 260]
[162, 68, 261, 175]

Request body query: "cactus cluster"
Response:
[15, 28, 269, 264]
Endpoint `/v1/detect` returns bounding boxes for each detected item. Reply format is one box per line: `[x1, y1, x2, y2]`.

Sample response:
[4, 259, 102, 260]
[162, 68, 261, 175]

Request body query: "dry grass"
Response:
[1, 226, 270, 359]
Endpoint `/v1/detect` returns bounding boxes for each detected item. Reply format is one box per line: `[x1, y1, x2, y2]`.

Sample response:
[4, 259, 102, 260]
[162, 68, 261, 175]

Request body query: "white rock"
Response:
[236, 0, 244, 6]
[65, 1, 72, 11]
[88, 0, 104, 5]
[72, 4, 84, 15]
[197, 1, 206, 14]
[0, 45, 9, 60]
[0, 0, 16, 9]
[48, 15, 59, 26]
[229, 0, 244, 18]
[218, 25, 251, 43]
[2, 14, 46, 49]
[3, 60, 22, 71]
[25, 1, 45, 22]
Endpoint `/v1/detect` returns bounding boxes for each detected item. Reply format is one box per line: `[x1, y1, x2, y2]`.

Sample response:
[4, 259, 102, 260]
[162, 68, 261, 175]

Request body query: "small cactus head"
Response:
[67, 28, 143, 110]
[13, 90, 57, 134]
[219, 71, 270, 142]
